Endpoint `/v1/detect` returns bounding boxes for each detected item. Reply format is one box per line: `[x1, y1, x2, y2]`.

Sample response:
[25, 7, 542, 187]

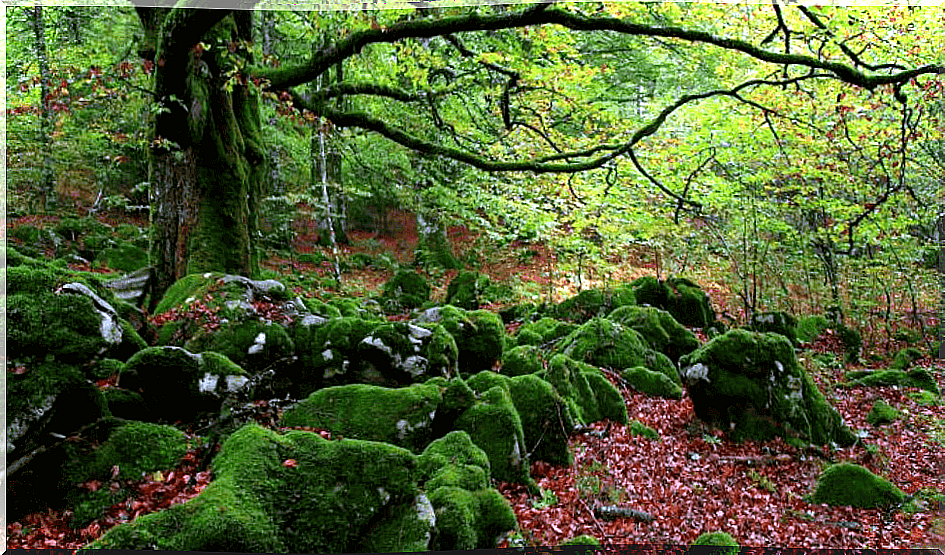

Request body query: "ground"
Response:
[5, 210, 944, 550]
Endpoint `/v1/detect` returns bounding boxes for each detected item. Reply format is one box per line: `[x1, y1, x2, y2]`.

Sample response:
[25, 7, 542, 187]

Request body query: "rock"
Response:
[561, 534, 602, 547]
[890, 347, 924, 371]
[428, 486, 517, 550]
[621, 366, 683, 399]
[416, 306, 505, 375]
[500, 345, 545, 376]
[607, 305, 700, 363]
[866, 399, 900, 426]
[746, 311, 798, 346]
[291, 316, 379, 394]
[690, 531, 739, 555]
[679, 329, 857, 446]
[445, 271, 492, 310]
[845, 368, 939, 395]
[556, 318, 679, 384]
[514, 317, 577, 348]
[87, 424, 434, 553]
[796, 315, 831, 343]
[545, 354, 629, 426]
[280, 383, 442, 452]
[381, 269, 432, 310]
[630, 276, 715, 328]
[187, 320, 295, 374]
[358, 322, 458, 385]
[553, 285, 636, 324]
[454, 385, 533, 488]
[811, 462, 906, 508]
[96, 243, 149, 273]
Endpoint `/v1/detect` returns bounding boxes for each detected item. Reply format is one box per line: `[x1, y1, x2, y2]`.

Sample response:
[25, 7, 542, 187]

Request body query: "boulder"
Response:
[630, 276, 715, 328]
[87, 424, 437, 553]
[381, 269, 432, 310]
[844, 368, 939, 395]
[556, 318, 679, 384]
[500, 344, 546, 376]
[416, 306, 505, 375]
[545, 354, 629, 426]
[514, 317, 577, 348]
[358, 322, 459, 385]
[553, 285, 636, 324]
[445, 271, 492, 310]
[746, 311, 798, 346]
[811, 462, 906, 508]
[621, 366, 683, 399]
[679, 329, 857, 445]
[866, 400, 900, 426]
[279, 383, 443, 452]
[607, 305, 700, 363]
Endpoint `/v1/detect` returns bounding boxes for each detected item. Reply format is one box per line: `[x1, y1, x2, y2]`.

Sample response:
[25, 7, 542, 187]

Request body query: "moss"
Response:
[381, 269, 432, 310]
[290, 317, 379, 392]
[690, 531, 739, 555]
[515, 328, 543, 347]
[630, 276, 668, 307]
[501, 345, 544, 376]
[747, 311, 798, 346]
[301, 297, 342, 319]
[516, 317, 577, 347]
[796, 315, 831, 343]
[90, 358, 125, 381]
[629, 420, 660, 440]
[454, 386, 532, 487]
[102, 387, 149, 421]
[553, 285, 636, 324]
[153, 272, 223, 315]
[419, 430, 491, 480]
[890, 347, 924, 371]
[8, 293, 113, 365]
[90, 421, 189, 481]
[557, 318, 679, 384]
[811, 462, 906, 508]
[88, 423, 425, 553]
[431, 306, 506, 375]
[280, 383, 442, 452]
[666, 277, 715, 328]
[8, 266, 62, 295]
[427, 486, 517, 550]
[679, 329, 856, 446]
[357, 322, 458, 384]
[509, 374, 575, 466]
[866, 400, 900, 426]
[445, 271, 492, 310]
[621, 366, 683, 399]
[848, 368, 940, 395]
[426, 463, 490, 492]
[561, 534, 601, 546]
[96, 244, 150, 273]
[607, 305, 700, 363]
[547, 354, 629, 425]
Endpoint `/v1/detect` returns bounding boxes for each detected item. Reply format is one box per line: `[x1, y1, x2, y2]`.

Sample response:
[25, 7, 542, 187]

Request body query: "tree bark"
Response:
[31, 5, 56, 213]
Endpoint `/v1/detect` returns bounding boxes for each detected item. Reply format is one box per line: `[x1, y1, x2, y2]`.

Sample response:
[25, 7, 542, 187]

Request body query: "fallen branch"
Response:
[594, 504, 655, 523]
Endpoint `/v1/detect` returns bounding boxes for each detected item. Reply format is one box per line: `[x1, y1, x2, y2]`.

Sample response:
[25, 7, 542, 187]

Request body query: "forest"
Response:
[4, 2, 944, 552]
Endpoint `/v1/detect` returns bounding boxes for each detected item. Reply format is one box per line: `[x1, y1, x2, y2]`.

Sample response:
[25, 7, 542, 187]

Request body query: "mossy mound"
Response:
[679, 329, 856, 446]
[417, 306, 505, 375]
[630, 276, 715, 328]
[553, 285, 636, 324]
[561, 534, 602, 547]
[890, 347, 924, 371]
[467, 371, 575, 467]
[358, 322, 459, 385]
[290, 316, 380, 393]
[454, 385, 533, 488]
[87, 421, 189, 481]
[445, 271, 492, 310]
[187, 320, 295, 374]
[556, 318, 679, 384]
[381, 269, 432, 310]
[96, 243, 149, 273]
[746, 311, 798, 346]
[866, 400, 900, 426]
[796, 315, 831, 343]
[279, 383, 442, 452]
[515, 317, 577, 348]
[9, 293, 120, 365]
[87, 424, 436, 552]
[846, 368, 939, 395]
[607, 305, 700, 363]
[545, 354, 629, 426]
[621, 366, 684, 399]
[419, 432, 517, 550]
[689, 531, 739, 555]
[811, 462, 906, 508]
[501, 345, 546, 376]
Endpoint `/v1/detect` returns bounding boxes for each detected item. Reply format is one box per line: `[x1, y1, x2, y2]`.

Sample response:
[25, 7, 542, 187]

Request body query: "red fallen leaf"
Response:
[283, 458, 298, 468]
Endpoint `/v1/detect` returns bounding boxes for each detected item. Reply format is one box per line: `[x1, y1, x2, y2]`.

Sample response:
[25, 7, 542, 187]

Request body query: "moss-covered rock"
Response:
[890, 347, 924, 371]
[280, 383, 442, 452]
[417, 306, 505, 375]
[445, 271, 492, 310]
[358, 322, 459, 385]
[188, 320, 295, 374]
[607, 305, 700, 363]
[553, 285, 636, 324]
[810, 462, 906, 508]
[428, 486, 517, 550]
[556, 318, 679, 384]
[561, 534, 602, 547]
[381, 269, 432, 310]
[796, 315, 831, 343]
[546, 354, 629, 426]
[96, 243, 149, 273]
[87, 423, 433, 553]
[630, 276, 715, 329]
[501, 344, 546, 376]
[846, 368, 939, 395]
[454, 385, 533, 488]
[866, 400, 900, 426]
[515, 317, 577, 348]
[420, 431, 491, 491]
[746, 311, 798, 346]
[93, 421, 189, 481]
[621, 366, 684, 399]
[679, 329, 856, 446]
[289, 316, 378, 395]
[690, 531, 739, 554]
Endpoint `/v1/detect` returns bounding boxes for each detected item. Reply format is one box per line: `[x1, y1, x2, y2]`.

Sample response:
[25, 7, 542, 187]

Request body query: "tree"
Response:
[30, 4, 57, 213]
[132, 2, 943, 302]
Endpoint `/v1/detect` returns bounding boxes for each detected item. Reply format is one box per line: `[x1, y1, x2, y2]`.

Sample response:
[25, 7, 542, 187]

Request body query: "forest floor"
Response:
[6, 212, 944, 551]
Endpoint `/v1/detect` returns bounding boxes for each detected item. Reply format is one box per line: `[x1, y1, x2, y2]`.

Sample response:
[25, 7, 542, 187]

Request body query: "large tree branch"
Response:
[253, 6, 942, 92]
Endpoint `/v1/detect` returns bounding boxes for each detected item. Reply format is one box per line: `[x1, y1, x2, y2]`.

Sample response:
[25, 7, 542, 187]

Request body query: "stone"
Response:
[607, 305, 700, 363]
[445, 271, 492, 310]
[621, 366, 684, 399]
[415, 306, 505, 375]
[381, 269, 432, 310]
[811, 462, 906, 508]
[553, 285, 636, 324]
[545, 354, 629, 426]
[556, 318, 679, 384]
[746, 311, 798, 346]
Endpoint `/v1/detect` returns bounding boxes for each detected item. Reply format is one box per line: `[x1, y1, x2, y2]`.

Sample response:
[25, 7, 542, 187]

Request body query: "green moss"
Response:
[811, 462, 906, 508]
[291, 317, 379, 392]
[630, 276, 668, 307]
[848, 368, 940, 395]
[8, 266, 61, 295]
[629, 420, 660, 440]
[607, 305, 700, 362]
[547, 354, 629, 425]
[8, 293, 113, 365]
[747, 311, 798, 346]
[516, 317, 577, 348]
[381, 269, 432, 310]
[666, 277, 715, 328]
[509, 374, 575, 466]
[621, 366, 683, 399]
[690, 531, 739, 554]
[101, 387, 148, 421]
[302, 297, 342, 319]
[153, 273, 223, 315]
[90, 421, 189, 481]
[427, 486, 517, 550]
[557, 318, 679, 384]
[280, 383, 442, 452]
[419, 430, 491, 480]
[90, 358, 125, 381]
[866, 400, 900, 426]
[501, 345, 544, 376]
[427, 463, 490, 492]
[454, 386, 532, 487]
[432, 306, 506, 375]
[515, 328, 543, 347]
[445, 271, 492, 310]
[890, 347, 924, 371]
[561, 534, 601, 546]
[96, 244, 150, 273]
[796, 315, 831, 343]
[680, 329, 855, 446]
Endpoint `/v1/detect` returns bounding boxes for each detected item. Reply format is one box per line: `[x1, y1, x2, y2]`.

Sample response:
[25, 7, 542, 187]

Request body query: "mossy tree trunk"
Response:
[137, 6, 265, 304]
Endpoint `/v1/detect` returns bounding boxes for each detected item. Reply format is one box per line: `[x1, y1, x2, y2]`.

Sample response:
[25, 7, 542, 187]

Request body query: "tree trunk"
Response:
[145, 9, 265, 305]
[31, 5, 56, 214]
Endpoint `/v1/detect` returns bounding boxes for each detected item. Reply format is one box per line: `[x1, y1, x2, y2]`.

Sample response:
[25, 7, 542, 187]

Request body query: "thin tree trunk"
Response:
[32, 5, 56, 213]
